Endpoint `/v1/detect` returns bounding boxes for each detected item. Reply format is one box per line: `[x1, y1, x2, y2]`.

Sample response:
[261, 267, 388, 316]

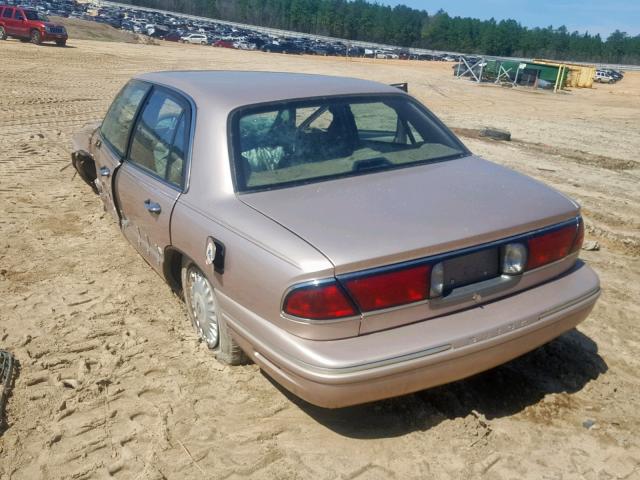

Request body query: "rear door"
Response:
[114, 86, 191, 272]
[94, 80, 151, 222]
[2, 7, 16, 35]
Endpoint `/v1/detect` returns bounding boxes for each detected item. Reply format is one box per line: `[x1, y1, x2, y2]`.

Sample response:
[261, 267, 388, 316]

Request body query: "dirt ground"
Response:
[1, 36, 639, 480]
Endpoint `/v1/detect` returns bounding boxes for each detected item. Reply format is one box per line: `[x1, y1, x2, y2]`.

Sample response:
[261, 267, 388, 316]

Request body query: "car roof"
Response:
[134, 71, 403, 112]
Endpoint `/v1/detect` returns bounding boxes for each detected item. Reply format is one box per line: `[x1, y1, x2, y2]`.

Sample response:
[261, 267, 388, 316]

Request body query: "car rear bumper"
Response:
[220, 261, 600, 408]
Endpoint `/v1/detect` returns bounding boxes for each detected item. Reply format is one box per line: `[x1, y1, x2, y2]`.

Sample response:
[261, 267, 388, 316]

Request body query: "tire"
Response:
[0, 26, 6, 40]
[56, 40, 66, 47]
[181, 260, 247, 365]
[30, 29, 41, 45]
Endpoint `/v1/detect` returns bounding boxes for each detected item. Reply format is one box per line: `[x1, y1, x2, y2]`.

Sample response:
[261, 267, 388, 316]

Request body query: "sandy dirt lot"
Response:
[1, 37, 639, 480]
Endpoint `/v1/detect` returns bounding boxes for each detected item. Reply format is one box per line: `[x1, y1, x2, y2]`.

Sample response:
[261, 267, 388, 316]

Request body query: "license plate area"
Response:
[443, 248, 500, 294]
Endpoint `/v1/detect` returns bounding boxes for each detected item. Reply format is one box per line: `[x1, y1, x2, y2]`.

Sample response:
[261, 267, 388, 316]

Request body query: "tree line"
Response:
[121, 0, 640, 64]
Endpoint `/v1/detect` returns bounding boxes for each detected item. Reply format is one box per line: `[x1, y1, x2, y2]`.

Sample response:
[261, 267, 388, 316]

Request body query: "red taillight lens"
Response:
[570, 217, 584, 253]
[527, 222, 579, 270]
[343, 265, 431, 312]
[283, 282, 357, 320]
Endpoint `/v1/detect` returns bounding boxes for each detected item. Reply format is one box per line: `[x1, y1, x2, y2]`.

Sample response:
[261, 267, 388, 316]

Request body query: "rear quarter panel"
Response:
[170, 197, 356, 339]
[168, 104, 356, 340]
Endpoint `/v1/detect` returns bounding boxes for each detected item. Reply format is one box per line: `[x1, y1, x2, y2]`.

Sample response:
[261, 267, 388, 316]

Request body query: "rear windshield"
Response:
[230, 95, 468, 192]
[24, 10, 49, 21]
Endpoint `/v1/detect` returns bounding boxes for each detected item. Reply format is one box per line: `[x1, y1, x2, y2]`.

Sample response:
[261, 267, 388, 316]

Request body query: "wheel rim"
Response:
[32, 31, 39, 43]
[186, 267, 219, 348]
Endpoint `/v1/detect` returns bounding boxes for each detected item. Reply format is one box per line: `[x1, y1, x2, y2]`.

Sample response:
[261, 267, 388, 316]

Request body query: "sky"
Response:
[382, 0, 640, 38]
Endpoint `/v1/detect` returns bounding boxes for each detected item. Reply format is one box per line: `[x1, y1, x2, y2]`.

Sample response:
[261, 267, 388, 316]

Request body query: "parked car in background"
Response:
[0, 4, 67, 45]
[594, 70, 615, 83]
[260, 42, 304, 54]
[162, 31, 181, 42]
[180, 32, 207, 44]
[233, 40, 255, 50]
[602, 69, 623, 81]
[71, 71, 599, 408]
[212, 39, 233, 48]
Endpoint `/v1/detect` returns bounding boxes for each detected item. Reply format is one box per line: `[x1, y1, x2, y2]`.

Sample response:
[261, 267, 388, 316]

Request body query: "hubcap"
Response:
[186, 267, 219, 348]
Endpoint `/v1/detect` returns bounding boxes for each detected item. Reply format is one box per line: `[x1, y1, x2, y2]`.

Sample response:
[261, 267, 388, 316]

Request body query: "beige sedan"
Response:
[72, 71, 600, 408]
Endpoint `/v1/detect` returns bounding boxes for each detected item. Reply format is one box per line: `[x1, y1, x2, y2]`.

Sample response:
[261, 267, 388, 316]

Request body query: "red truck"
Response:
[0, 5, 67, 46]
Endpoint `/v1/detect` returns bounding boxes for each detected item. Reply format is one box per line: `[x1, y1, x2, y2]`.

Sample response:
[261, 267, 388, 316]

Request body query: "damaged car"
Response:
[72, 71, 600, 408]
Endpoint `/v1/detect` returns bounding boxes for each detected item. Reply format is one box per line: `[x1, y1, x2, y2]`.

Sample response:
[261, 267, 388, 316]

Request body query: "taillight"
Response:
[342, 264, 431, 312]
[526, 219, 581, 270]
[570, 217, 584, 253]
[283, 281, 357, 320]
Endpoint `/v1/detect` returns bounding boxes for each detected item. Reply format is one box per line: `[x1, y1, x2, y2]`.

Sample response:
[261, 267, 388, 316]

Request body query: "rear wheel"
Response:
[56, 40, 66, 47]
[0, 26, 6, 40]
[181, 261, 247, 365]
[30, 29, 41, 45]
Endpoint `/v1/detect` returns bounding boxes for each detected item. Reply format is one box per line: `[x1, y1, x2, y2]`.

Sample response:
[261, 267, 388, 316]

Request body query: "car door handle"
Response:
[99, 166, 110, 177]
[144, 199, 161, 214]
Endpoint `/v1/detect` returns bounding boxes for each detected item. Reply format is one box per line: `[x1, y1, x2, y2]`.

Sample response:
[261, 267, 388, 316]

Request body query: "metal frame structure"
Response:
[455, 56, 485, 82]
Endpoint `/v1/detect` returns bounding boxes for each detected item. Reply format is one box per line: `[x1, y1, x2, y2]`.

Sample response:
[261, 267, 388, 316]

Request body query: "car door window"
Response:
[351, 102, 399, 143]
[14, 10, 24, 20]
[2, 8, 14, 18]
[100, 80, 150, 157]
[166, 114, 188, 187]
[351, 101, 424, 144]
[128, 89, 188, 188]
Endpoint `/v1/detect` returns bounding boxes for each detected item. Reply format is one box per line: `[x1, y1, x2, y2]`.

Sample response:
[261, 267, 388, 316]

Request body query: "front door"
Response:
[115, 86, 191, 272]
[93, 80, 151, 223]
[12, 9, 28, 37]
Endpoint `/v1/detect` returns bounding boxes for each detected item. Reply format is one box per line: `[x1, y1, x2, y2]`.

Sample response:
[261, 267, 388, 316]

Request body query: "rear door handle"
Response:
[144, 199, 161, 214]
[99, 166, 110, 177]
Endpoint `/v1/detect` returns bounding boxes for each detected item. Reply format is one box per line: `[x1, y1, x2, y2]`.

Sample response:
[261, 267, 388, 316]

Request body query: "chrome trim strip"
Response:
[429, 274, 520, 307]
[295, 344, 453, 375]
[540, 285, 600, 319]
[280, 312, 361, 324]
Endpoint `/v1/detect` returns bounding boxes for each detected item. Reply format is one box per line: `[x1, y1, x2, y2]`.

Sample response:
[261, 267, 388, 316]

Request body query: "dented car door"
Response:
[94, 80, 151, 222]
[115, 86, 190, 271]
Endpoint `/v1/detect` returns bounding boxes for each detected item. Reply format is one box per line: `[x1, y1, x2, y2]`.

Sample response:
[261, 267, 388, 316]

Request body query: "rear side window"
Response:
[100, 80, 150, 157]
[2, 8, 14, 18]
[128, 88, 189, 188]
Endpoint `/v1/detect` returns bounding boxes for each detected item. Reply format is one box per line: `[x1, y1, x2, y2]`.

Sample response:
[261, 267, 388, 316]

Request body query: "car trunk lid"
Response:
[239, 155, 579, 274]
